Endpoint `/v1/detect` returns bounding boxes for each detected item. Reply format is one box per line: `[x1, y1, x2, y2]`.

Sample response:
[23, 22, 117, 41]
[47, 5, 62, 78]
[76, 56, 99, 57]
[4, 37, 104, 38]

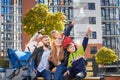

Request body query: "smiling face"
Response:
[41, 35, 50, 48]
[36, 34, 42, 42]
[51, 30, 61, 39]
[53, 38, 62, 47]
[67, 43, 75, 53]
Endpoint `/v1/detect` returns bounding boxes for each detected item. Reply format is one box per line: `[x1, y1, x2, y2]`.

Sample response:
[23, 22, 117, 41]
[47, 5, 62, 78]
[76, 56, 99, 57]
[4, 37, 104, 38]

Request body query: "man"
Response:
[24, 28, 44, 54]
[32, 35, 52, 80]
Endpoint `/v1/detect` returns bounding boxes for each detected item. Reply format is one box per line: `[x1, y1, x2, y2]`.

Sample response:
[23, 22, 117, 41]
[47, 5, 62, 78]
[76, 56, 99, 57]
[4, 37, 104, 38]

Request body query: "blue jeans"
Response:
[33, 69, 52, 80]
[54, 64, 67, 80]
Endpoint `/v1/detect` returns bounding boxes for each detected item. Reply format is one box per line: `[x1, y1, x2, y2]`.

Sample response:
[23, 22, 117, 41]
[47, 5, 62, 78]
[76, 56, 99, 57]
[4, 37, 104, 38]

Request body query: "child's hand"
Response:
[86, 27, 92, 37]
[69, 21, 75, 26]
[64, 70, 70, 76]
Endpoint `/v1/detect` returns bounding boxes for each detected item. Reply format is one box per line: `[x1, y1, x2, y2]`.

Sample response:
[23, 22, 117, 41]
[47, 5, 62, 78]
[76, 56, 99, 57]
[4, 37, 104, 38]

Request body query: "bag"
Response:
[3, 67, 36, 80]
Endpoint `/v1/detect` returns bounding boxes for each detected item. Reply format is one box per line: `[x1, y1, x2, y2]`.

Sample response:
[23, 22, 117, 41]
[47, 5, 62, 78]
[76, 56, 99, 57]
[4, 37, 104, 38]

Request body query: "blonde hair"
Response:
[51, 40, 64, 66]
[51, 30, 58, 35]
[51, 30, 59, 38]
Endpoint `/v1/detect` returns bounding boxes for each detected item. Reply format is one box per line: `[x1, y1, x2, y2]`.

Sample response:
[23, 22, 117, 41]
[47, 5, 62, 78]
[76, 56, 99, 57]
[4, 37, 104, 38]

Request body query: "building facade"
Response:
[101, 0, 120, 74]
[101, 0, 120, 58]
[72, 0, 102, 57]
[0, 0, 22, 57]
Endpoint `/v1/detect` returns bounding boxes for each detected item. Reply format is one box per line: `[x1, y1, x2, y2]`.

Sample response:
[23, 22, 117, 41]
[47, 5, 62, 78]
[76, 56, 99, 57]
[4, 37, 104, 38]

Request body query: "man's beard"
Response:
[44, 43, 50, 48]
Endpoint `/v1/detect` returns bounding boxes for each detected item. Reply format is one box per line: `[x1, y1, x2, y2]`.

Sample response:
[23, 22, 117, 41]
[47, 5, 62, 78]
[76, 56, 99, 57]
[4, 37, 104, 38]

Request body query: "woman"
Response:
[49, 38, 67, 80]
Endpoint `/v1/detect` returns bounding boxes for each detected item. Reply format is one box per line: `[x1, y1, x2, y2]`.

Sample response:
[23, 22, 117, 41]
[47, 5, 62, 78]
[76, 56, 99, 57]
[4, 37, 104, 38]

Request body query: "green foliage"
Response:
[22, 4, 66, 37]
[0, 59, 9, 68]
[95, 47, 118, 65]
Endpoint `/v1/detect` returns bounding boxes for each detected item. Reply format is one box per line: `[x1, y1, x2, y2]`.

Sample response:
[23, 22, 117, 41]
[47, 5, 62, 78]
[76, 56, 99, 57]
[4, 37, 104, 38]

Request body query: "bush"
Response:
[0, 59, 9, 68]
[95, 47, 118, 65]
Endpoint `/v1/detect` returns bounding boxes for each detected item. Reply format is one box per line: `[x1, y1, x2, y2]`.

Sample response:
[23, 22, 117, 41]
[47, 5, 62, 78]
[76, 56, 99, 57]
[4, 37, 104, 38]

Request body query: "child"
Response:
[51, 21, 75, 49]
[64, 27, 92, 80]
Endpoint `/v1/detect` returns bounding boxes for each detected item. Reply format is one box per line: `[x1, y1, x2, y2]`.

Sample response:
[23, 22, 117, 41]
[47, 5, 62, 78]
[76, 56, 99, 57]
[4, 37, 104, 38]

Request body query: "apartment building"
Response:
[101, 0, 120, 74]
[101, 0, 120, 58]
[0, 0, 22, 57]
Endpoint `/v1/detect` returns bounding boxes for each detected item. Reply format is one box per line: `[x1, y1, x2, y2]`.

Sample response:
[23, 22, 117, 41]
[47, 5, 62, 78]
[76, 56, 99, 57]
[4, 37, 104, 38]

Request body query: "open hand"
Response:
[39, 28, 45, 32]
[70, 21, 75, 26]
[86, 27, 92, 36]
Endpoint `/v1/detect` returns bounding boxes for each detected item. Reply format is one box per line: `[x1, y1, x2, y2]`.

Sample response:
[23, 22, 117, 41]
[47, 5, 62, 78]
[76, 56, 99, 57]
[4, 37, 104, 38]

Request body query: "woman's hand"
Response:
[51, 67, 56, 73]
[48, 56, 51, 61]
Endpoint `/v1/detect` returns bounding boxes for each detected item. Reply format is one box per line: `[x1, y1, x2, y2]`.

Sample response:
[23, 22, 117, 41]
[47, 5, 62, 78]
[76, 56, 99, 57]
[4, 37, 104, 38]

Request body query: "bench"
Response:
[37, 77, 101, 80]
[37, 77, 44, 80]
[84, 77, 101, 80]
[84, 58, 101, 80]
[37, 58, 101, 80]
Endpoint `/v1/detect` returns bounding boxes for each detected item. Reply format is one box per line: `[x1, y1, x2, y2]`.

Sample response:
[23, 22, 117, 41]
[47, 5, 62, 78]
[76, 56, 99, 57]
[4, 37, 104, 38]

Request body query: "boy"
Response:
[64, 27, 92, 80]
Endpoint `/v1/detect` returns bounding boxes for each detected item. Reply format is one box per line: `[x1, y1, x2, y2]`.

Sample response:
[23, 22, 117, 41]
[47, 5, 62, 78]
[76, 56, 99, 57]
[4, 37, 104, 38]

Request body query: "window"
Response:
[90, 46, 97, 54]
[91, 32, 97, 39]
[89, 17, 96, 24]
[38, 0, 44, 3]
[88, 3, 95, 10]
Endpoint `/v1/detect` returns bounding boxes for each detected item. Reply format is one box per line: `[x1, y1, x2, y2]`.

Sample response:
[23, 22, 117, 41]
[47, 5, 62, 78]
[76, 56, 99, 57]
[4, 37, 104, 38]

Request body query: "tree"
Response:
[22, 4, 66, 37]
[94, 47, 118, 79]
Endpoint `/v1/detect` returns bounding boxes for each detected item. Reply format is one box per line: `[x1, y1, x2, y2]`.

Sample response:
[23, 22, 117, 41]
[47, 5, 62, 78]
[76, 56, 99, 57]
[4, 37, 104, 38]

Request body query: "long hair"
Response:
[51, 40, 64, 66]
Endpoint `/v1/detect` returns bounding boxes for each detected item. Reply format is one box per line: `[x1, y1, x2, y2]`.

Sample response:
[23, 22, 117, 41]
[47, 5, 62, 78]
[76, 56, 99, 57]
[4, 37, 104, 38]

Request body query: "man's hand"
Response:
[39, 28, 45, 33]
[33, 68, 37, 74]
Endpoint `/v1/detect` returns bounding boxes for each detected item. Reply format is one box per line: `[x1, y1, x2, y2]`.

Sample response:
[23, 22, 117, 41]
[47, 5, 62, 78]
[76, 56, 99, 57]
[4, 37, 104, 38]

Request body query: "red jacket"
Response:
[61, 34, 74, 49]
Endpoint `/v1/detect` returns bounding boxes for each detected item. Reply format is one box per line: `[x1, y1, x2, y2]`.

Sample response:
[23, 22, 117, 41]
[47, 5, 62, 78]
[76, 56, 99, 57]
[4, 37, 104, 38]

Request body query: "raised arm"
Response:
[82, 27, 92, 51]
[29, 28, 44, 42]
[63, 21, 75, 36]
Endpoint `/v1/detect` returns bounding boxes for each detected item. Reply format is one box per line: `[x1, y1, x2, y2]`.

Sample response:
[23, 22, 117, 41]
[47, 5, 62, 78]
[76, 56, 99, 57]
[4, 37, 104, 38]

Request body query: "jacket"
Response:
[31, 47, 44, 69]
[62, 24, 74, 49]
[69, 57, 87, 74]
[67, 37, 88, 73]
[24, 32, 41, 53]
[49, 49, 69, 71]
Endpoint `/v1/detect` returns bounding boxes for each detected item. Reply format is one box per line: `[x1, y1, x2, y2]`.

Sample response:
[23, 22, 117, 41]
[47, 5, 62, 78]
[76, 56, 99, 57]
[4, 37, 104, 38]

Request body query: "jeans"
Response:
[54, 64, 67, 80]
[33, 69, 52, 80]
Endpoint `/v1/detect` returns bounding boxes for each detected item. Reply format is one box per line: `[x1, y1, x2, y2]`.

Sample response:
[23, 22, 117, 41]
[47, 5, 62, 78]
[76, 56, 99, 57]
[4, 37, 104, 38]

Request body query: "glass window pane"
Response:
[88, 3, 95, 10]
[90, 46, 97, 54]
[89, 17, 96, 24]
